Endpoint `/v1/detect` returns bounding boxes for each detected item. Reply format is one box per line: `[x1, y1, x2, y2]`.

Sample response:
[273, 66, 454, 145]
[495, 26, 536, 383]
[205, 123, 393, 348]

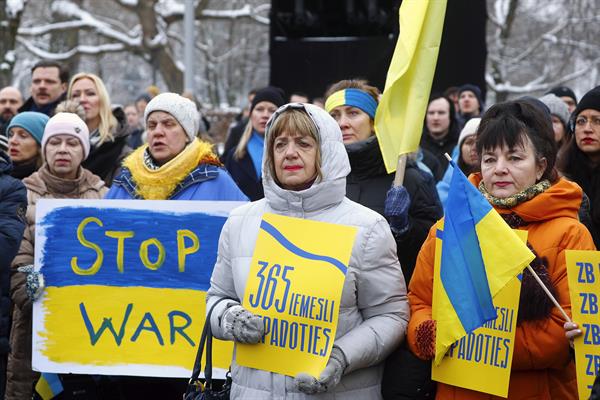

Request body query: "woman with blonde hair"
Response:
[225, 86, 285, 200]
[67, 72, 131, 185]
[209, 103, 408, 398]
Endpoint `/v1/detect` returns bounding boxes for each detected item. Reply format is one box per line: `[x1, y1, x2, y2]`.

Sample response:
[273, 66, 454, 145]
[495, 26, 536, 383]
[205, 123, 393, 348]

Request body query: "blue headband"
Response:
[325, 88, 378, 119]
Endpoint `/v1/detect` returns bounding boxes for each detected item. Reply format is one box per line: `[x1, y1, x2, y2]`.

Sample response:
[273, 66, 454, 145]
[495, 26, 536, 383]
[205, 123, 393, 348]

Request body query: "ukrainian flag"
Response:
[432, 162, 534, 365]
[35, 373, 63, 400]
[374, 0, 447, 173]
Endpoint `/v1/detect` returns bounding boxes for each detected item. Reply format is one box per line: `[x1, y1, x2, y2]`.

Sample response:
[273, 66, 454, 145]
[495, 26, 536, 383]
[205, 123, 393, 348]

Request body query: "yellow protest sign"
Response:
[431, 228, 526, 397]
[432, 276, 521, 397]
[236, 213, 357, 377]
[566, 250, 600, 400]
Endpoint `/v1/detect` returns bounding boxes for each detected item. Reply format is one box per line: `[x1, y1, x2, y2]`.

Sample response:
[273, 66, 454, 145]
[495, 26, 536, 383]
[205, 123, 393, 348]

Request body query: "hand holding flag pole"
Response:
[524, 264, 571, 322]
[442, 153, 572, 324]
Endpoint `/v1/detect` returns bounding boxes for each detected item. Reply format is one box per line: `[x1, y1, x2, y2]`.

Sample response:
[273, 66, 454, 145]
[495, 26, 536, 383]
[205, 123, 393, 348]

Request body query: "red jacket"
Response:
[407, 175, 596, 400]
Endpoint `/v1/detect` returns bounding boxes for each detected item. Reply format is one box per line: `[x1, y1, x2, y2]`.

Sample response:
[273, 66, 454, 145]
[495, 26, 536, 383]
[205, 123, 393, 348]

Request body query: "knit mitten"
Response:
[17, 265, 45, 301]
[384, 185, 411, 236]
[295, 347, 347, 394]
[415, 319, 436, 360]
[221, 304, 264, 344]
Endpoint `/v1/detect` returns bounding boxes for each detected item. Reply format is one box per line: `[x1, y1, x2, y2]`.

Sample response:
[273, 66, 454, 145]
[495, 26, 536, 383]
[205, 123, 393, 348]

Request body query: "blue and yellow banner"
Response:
[433, 164, 534, 366]
[566, 250, 600, 400]
[236, 213, 357, 377]
[32, 199, 245, 378]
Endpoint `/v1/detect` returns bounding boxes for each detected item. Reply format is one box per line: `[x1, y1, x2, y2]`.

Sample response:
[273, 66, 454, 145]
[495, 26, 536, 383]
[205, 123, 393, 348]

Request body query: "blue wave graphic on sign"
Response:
[260, 220, 348, 275]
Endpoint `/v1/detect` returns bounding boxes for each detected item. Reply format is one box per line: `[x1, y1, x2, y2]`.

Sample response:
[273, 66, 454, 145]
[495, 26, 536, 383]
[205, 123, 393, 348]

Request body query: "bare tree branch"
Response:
[17, 36, 126, 60]
[162, 3, 270, 25]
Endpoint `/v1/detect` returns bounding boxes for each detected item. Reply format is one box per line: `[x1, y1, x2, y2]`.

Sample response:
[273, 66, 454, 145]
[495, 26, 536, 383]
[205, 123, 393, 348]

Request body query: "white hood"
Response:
[261, 103, 350, 214]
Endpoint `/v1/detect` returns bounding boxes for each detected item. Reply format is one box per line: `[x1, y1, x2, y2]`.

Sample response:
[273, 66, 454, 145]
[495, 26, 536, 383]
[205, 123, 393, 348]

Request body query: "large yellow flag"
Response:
[374, 0, 447, 173]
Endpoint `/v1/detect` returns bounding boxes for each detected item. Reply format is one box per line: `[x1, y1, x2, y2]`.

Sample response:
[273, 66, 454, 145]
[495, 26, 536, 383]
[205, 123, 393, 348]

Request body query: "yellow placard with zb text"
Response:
[566, 250, 600, 400]
[236, 213, 358, 377]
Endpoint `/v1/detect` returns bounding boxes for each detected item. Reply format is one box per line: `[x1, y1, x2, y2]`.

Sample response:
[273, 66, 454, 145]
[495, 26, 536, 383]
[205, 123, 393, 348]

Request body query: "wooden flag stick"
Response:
[393, 154, 408, 187]
[525, 264, 572, 322]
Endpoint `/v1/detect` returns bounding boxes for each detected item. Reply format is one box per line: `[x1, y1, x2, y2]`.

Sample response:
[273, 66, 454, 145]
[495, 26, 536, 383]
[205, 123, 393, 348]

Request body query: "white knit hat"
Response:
[42, 112, 90, 159]
[539, 94, 570, 128]
[144, 92, 199, 142]
[458, 117, 481, 147]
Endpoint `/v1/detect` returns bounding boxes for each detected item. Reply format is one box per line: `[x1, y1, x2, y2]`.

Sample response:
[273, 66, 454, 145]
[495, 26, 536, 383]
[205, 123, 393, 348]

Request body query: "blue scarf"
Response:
[247, 131, 264, 179]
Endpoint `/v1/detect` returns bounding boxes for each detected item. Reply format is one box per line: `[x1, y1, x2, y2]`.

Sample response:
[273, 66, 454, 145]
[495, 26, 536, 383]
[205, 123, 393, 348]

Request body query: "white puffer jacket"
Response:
[208, 103, 409, 399]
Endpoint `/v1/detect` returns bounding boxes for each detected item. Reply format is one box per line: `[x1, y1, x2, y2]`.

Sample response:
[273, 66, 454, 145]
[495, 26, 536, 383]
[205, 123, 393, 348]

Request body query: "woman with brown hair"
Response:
[224, 86, 285, 200]
[409, 99, 595, 399]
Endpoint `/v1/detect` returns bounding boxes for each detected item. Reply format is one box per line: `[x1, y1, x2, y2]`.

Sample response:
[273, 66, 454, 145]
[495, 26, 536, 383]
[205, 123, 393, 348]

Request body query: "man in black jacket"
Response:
[18, 61, 68, 117]
[0, 150, 27, 398]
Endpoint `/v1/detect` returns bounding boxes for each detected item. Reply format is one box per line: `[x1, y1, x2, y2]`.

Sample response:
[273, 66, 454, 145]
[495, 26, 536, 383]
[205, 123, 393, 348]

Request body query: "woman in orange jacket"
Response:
[407, 99, 596, 399]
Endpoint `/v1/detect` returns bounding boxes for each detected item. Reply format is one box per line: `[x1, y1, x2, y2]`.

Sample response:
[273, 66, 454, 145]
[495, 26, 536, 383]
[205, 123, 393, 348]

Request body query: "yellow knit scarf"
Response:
[123, 139, 221, 200]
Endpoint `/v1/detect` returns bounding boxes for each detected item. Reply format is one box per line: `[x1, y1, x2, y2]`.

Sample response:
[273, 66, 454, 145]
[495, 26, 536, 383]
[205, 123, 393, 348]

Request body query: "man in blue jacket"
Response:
[0, 150, 27, 398]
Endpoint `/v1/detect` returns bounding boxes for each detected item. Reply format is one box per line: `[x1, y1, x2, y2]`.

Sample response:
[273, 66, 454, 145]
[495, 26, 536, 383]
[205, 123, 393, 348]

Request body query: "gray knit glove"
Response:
[220, 304, 264, 344]
[295, 347, 347, 394]
[17, 265, 45, 301]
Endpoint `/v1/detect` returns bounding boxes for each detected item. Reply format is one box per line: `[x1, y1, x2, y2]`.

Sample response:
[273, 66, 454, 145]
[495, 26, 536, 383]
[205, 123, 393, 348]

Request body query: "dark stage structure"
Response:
[269, 0, 487, 100]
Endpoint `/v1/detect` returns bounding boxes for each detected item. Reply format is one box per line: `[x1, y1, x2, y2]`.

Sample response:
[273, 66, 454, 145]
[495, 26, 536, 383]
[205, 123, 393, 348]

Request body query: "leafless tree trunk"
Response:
[0, 0, 25, 87]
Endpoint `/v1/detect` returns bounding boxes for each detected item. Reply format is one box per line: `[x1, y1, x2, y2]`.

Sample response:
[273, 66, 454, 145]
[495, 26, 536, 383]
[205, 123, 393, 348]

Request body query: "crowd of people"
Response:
[0, 59, 599, 399]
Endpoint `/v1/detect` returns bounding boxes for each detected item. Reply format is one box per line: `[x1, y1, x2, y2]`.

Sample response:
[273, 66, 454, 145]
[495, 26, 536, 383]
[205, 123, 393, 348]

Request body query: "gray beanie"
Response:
[539, 94, 570, 128]
[144, 92, 199, 142]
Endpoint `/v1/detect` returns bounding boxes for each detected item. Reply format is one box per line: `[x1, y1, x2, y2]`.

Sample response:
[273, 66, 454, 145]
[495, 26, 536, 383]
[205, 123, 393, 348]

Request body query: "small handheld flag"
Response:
[433, 160, 535, 365]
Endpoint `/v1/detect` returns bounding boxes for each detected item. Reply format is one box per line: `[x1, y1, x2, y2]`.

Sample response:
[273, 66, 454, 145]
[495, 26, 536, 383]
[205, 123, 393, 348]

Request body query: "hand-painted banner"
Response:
[236, 213, 358, 377]
[431, 225, 526, 397]
[33, 199, 246, 378]
[566, 250, 600, 400]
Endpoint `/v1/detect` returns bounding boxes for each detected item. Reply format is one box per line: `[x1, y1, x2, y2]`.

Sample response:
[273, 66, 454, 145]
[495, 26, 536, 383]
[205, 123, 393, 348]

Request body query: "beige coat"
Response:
[6, 165, 107, 400]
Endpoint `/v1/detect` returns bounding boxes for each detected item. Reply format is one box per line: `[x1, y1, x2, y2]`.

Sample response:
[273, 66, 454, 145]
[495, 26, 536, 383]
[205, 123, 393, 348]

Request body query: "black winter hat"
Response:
[572, 86, 600, 117]
[458, 84, 484, 112]
[567, 86, 600, 133]
[546, 86, 577, 104]
[250, 86, 286, 113]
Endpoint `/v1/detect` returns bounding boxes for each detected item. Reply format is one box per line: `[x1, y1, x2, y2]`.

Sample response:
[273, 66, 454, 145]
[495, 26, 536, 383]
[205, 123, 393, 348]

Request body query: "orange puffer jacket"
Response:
[407, 175, 596, 400]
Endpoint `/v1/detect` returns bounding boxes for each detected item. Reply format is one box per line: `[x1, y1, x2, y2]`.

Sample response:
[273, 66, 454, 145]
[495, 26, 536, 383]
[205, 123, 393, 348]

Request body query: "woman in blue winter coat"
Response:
[0, 150, 26, 399]
[106, 92, 247, 201]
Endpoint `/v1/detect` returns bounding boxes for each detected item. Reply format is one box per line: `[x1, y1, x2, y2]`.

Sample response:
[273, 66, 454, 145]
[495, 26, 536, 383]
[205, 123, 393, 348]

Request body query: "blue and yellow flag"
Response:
[35, 373, 63, 400]
[374, 0, 447, 173]
[432, 162, 535, 365]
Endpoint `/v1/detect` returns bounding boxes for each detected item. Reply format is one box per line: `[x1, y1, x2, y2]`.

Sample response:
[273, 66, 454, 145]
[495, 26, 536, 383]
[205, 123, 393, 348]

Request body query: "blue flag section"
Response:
[40, 206, 226, 290]
[35, 372, 63, 400]
[441, 160, 496, 332]
[433, 160, 534, 365]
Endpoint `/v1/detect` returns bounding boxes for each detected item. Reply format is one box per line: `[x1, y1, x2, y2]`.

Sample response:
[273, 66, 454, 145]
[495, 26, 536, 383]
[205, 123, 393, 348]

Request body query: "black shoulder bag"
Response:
[184, 297, 234, 400]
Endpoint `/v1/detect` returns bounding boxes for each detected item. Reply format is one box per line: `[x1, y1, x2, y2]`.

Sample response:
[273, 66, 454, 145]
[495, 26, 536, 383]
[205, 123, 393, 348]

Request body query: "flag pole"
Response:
[444, 152, 572, 323]
[393, 154, 407, 186]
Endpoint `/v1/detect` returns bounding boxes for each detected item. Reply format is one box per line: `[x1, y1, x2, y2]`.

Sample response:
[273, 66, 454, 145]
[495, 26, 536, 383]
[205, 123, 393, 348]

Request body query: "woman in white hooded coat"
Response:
[207, 103, 409, 399]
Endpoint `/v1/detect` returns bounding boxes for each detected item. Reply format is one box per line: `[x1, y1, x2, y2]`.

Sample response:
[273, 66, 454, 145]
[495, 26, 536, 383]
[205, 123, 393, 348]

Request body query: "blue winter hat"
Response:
[6, 111, 50, 145]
